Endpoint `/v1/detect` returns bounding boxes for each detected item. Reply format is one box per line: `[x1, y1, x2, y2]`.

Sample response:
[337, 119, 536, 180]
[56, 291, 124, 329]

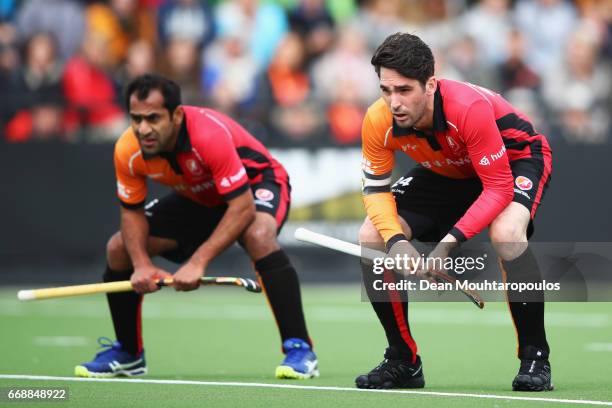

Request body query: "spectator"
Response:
[543, 27, 611, 143]
[158, 0, 215, 49]
[256, 32, 323, 145]
[0, 22, 19, 129]
[497, 29, 540, 93]
[3, 31, 71, 142]
[350, 0, 409, 52]
[0, 21, 17, 70]
[4, 94, 69, 142]
[86, 0, 157, 66]
[462, 0, 512, 66]
[202, 30, 258, 114]
[115, 39, 157, 86]
[417, 0, 462, 52]
[15, 0, 85, 60]
[288, 0, 336, 64]
[574, 0, 612, 60]
[62, 30, 126, 141]
[311, 26, 378, 144]
[160, 36, 203, 105]
[447, 35, 499, 90]
[311, 25, 378, 106]
[216, 0, 288, 68]
[514, 0, 577, 75]
[0, 0, 18, 22]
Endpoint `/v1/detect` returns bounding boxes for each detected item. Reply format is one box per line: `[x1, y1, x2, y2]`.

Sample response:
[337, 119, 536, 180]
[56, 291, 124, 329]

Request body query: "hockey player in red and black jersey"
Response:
[358, 33, 552, 391]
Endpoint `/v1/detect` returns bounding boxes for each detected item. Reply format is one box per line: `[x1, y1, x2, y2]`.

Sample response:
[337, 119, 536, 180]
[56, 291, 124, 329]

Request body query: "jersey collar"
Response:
[432, 83, 448, 133]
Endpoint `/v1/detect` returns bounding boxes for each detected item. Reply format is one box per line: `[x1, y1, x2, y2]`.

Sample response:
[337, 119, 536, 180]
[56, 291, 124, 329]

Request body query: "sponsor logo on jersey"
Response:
[401, 143, 418, 152]
[514, 188, 531, 199]
[254, 199, 274, 208]
[490, 145, 506, 161]
[230, 167, 246, 183]
[479, 145, 506, 167]
[191, 181, 214, 193]
[515, 176, 533, 191]
[361, 156, 375, 174]
[185, 159, 202, 176]
[117, 182, 130, 199]
[479, 156, 491, 166]
[255, 188, 274, 201]
[220, 168, 247, 189]
[422, 155, 471, 169]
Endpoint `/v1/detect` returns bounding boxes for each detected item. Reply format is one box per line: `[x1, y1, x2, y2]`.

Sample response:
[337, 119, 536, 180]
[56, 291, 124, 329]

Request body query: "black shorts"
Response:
[145, 179, 290, 263]
[391, 159, 551, 242]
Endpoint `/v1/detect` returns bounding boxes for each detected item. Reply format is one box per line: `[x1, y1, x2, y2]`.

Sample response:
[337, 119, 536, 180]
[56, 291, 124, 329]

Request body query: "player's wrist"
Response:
[187, 254, 209, 270]
[447, 227, 467, 243]
[385, 233, 409, 253]
[132, 258, 154, 269]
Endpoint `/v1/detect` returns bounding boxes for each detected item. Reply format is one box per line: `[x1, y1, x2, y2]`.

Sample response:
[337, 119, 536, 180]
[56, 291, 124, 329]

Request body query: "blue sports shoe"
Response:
[275, 338, 319, 379]
[74, 337, 147, 378]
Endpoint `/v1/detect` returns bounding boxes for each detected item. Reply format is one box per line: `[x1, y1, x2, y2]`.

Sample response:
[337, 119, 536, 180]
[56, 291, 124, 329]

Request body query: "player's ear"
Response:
[172, 106, 184, 125]
[425, 77, 437, 96]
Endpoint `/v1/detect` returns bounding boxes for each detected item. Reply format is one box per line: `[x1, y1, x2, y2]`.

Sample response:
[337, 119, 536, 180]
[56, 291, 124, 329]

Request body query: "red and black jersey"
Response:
[115, 106, 288, 208]
[362, 79, 552, 243]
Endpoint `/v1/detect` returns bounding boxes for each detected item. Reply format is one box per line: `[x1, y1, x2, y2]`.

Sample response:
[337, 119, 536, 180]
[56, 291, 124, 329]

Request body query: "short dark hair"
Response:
[125, 74, 182, 113]
[371, 33, 435, 87]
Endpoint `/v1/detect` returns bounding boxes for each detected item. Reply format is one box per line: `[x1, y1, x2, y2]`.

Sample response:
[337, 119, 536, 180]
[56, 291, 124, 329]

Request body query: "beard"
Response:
[137, 133, 165, 154]
[393, 103, 427, 129]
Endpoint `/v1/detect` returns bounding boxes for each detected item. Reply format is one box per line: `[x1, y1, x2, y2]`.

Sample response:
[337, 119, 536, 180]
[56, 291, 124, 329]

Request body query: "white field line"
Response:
[585, 343, 612, 352]
[32, 336, 89, 347]
[0, 299, 610, 328]
[0, 374, 611, 406]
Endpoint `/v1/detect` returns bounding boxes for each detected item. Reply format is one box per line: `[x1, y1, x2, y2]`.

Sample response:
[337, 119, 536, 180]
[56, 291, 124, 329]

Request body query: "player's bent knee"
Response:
[359, 218, 383, 244]
[489, 223, 527, 261]
[106, 232, 131, 271]
[489, 222, 525, 244]
[242, 224, 278, 253]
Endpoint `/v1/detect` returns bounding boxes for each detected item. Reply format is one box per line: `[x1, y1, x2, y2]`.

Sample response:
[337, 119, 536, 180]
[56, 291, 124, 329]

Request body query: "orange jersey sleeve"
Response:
[361, 99, 406, 246]
[114, 129, 148, 207]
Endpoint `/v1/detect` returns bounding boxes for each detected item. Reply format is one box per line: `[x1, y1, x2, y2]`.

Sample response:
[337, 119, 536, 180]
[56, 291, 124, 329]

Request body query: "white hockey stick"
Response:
[294, 227, 484, 308]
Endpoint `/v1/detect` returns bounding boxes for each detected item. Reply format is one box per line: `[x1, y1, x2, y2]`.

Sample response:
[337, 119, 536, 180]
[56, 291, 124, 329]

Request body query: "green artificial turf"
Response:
[0, 285, 610, 407]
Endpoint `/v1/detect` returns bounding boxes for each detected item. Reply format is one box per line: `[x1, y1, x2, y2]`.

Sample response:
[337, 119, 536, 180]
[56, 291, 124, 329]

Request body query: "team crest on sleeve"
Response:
[185, 159, 203, 176]
[515, 176, 533, 191]
[255, 188, 274, 201]
[446, 136, 459, 152]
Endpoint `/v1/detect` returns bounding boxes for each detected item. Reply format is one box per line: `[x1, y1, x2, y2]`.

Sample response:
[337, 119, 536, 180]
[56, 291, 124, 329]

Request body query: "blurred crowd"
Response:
[0, 0, 610, 146]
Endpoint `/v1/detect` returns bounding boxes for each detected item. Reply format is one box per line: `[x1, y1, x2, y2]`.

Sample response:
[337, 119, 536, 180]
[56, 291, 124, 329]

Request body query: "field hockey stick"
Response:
[294, 227, 484, 309]
[157, 276, 261, 292]
[17, 276, 261, 301]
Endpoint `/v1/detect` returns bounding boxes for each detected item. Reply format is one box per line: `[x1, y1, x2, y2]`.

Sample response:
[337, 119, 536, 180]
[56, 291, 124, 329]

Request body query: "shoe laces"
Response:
[94, 337, 122, 358]
[372, 359, 389, 372]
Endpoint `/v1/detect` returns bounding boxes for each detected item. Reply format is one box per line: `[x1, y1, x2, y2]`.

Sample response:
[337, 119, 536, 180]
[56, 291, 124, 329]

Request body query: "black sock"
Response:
[103, 265, 143, 355]
[501, 248, 549, 357]
[254, 250, 311, 347]
[361, 260, 417, 362]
